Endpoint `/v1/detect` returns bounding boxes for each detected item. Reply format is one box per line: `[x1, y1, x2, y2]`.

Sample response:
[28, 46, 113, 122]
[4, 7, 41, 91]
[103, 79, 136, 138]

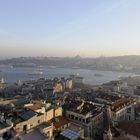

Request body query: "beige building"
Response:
[66, 79, 73, 90]
[24, 104, 46, 114]
[14, 106, 63, 134]
[20, 122, 53, 140]
[53, 83, 63, 93]
[46, 107, 63, 121]
[14, 111, 45, 133]
[39, 122, 53, 139]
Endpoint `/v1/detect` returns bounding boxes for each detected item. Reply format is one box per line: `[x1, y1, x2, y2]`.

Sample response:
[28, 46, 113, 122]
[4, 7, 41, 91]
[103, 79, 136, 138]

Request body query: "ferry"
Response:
[47, 66, 56, 69]
[94, 73, 104, 77]
[28, 68, 43, 76]
[0, 65, 13, 69]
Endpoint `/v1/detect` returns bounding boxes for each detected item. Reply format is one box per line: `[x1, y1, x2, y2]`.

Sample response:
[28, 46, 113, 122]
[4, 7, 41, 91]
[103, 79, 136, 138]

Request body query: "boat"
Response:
[72, 67, 80, 69]
[0, 65, 13, 69]
[28, 71, 43, 76]
[28, 68, 43, 76]
[47, 66, 56, 69]
[94, 73, 104, 77]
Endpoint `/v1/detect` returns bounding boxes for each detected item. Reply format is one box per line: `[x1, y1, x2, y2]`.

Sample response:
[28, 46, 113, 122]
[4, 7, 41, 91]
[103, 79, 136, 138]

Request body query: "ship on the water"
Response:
[0, 65, 13, 69]
[94, 73, 104, 77]
[28, 68, 43, 76]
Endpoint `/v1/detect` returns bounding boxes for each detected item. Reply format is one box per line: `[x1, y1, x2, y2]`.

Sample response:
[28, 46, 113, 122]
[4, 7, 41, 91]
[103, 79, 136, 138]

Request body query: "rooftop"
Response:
[96, 93, 135, 112]
[50, 116, 69, 129]
[63, 99, 102, 117]
[21, 129, 46, 140]
[60, 129, 80, 140]
[119, 121, 140, 138]
[19, 110, 37, 121]
[74, 102, 102, 116]
[0, 122, 10, 130]
[96, 92, 121, 103]
[111, 98, 134, 112]
[113, 137, 131, 140]
[25, 105, 42, 111]
[39, 122, 52, 129]
[67, 123, 83, 133]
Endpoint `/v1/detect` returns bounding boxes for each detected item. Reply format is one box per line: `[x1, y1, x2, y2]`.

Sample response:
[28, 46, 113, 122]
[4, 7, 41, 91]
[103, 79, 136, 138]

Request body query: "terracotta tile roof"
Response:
[119, 121, 140, 138]
[74, 102, 102, 116]
[50, 116, 69, 129]
[26, 105, 42, 111]
[111, 98, 134, 112]
[97, 92, 121, 102]
[113, 137, 131, 140]
[63, 99, 102, 117]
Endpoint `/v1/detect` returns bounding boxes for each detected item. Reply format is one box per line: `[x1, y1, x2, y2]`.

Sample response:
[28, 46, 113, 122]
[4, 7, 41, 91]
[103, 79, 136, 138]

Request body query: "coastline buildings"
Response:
[0, 75, 139, 140]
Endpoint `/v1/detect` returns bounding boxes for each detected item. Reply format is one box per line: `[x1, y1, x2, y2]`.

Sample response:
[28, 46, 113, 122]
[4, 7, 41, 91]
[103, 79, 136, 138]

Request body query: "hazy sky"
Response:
[0, 0, 140, 58]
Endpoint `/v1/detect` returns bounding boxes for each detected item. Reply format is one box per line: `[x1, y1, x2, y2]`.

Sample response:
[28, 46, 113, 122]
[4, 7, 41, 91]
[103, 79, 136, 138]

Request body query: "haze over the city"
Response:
[0, 0, 140, 59]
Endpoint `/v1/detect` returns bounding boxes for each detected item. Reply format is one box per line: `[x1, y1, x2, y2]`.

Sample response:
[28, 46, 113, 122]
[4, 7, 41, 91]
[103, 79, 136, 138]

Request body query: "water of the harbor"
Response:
[0, 67, 133, 85]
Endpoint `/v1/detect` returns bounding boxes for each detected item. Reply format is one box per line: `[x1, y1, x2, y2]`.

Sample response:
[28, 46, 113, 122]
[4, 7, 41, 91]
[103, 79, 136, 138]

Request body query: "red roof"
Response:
[113, 137, 131, 140]
[50, 116, 69, 129]
[119, 121, 140, 138]
[26, 105, 42, 111]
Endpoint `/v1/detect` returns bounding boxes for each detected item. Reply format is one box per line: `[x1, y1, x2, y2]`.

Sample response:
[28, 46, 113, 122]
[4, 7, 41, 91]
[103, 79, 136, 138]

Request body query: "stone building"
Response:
[63, 100, 103, 139]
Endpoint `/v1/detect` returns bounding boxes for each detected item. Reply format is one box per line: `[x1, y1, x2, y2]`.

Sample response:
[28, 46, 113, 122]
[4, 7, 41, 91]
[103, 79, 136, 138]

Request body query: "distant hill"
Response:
[0, 55, 140, 72]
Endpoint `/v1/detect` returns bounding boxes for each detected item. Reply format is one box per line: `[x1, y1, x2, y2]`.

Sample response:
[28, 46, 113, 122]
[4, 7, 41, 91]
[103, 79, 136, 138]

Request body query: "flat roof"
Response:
[19, 110, 37, 121]
[60, 129, 80, 140]
[21, 129, 46, 140]
[0, 122, 9, 130]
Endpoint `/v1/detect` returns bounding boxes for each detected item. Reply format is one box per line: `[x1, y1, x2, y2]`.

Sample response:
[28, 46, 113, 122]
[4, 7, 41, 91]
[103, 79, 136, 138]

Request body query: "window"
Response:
[79, 118, 82, 122]
[75, 117, 78, 120]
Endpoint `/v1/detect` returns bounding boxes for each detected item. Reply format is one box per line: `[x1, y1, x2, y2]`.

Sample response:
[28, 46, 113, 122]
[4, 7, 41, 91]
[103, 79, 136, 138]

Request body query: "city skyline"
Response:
[0, 0, 140, 58]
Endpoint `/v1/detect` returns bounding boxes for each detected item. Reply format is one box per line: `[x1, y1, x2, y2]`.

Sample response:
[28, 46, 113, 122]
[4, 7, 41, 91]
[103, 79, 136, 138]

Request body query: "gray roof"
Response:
[19, 110, 37, 121]
[60, 129, 80, 140]
[21, 129, 46, 140]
